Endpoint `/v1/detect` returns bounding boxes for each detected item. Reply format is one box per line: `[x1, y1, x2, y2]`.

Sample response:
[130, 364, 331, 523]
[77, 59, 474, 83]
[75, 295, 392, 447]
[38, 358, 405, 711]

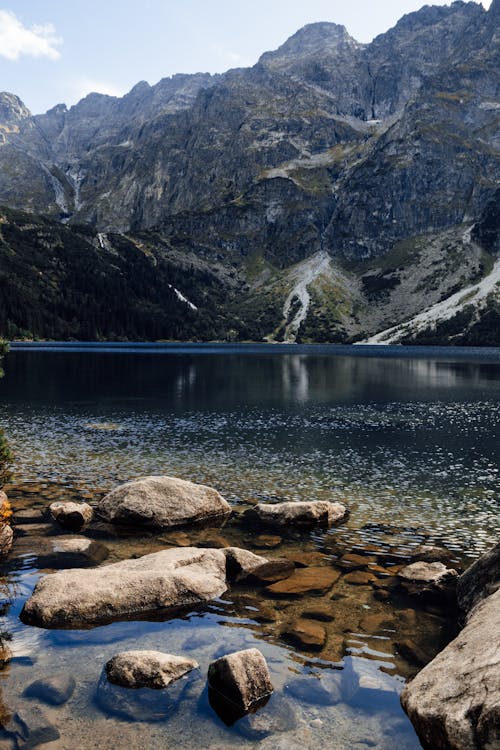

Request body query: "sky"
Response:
[0, 0, 492, 114]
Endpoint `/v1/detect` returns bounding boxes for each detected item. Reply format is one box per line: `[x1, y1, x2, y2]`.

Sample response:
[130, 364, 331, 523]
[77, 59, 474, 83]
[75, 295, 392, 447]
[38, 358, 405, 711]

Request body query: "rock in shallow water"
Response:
[13, 535, 109, 569]
[398, 561, 458, 600]
[208, 648, 273, 712]
[246, 501, 347, 529]
[457, 540, 500, 614]
[98, 475, 231, 529]
[106, 651, 198, 689]
[24, 673, 76, 705]
[266, 567, 341, 597]
[50, 501, 93, 531]
[401, 588, 500, 750]
[21, 546, 228, 628]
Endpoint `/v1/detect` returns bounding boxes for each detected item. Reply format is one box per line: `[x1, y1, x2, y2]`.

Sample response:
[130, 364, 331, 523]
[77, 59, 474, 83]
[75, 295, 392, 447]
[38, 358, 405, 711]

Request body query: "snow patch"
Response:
[361, 256, 500, 345]
[168, 285, 198, 311]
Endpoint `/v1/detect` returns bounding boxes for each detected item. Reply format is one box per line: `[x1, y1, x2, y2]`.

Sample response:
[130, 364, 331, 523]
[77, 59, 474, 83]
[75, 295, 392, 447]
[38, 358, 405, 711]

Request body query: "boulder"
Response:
[0, 524, 13, 556]
[398, 562, 458, 599]
[247, 501, 347, 529]
[106, 651, 198, 689]
[401, 589, 500, 750]
[49, 501, 93, 531]
[208, 648, 273, 712]
[266, 567, 341, 597]
[457, 541, 500, 614]
[98, 476, 231, 529]
[21, 547, 227, 628]
[24, 673, 76, 705]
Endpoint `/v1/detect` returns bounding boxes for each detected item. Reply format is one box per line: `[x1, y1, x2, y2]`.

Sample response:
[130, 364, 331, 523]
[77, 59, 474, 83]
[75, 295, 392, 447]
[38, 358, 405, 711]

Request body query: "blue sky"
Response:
[0, 0, 492, 114]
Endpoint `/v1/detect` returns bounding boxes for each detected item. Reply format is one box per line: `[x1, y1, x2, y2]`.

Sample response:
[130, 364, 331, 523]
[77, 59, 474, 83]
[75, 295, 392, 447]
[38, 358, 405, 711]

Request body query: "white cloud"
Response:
[0, 9, 62, 61]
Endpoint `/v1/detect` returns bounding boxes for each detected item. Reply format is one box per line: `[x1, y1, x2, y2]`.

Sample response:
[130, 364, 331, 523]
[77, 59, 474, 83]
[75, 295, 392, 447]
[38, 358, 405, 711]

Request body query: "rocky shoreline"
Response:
[0, 475, 498, 749]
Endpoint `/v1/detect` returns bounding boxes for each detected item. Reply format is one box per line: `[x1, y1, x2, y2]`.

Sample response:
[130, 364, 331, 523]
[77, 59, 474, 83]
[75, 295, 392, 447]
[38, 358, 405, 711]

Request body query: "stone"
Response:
[14, 536, 109, 569]
[49, 501, 93, 531]
[5, 706, 60, 747]
[337, 553, 377, 569]
[207, 648, 273, 711]
[457, 541, 500, 614]
[253, 535, 282, 549]
[240, 559, 295, 585]
[0, 524, 13, 556]
[286, 675, 342, 706]
[398, 562, 458, 599]
[21, 546, 228, 628]
[395, 639, 433, 667]
[285, 551, 325, 567]
[105, 651, 198, 689]
[24, 673, 76, 705]
[359, 613, 394, 633]
[283, 618, 327, 651]
[236, 694, 299, 740]
[247, 501, 348, 529]
[407, 545, 455, 564]
[223, 547, 268, 582]
[401, 589, 500, 750]
[301, 603, 335, 622]
[266, 567, 341, 597]
[11, 509, 46, 525]
[98, 475, 231, 529]
[343, 570, 377, 586]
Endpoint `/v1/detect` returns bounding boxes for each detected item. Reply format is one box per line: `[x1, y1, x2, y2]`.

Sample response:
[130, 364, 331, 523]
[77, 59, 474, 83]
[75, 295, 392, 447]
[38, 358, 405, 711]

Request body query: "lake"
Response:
[0, 344, 499, 749]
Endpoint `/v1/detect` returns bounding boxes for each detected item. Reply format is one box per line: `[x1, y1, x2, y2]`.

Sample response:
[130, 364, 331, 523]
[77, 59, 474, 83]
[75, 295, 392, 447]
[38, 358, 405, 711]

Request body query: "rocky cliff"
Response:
[0, 1, 498, 343]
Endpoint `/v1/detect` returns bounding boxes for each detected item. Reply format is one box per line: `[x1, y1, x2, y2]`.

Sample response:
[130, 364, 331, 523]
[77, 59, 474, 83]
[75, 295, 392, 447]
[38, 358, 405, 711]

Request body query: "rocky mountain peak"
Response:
[0, 92, 31, 125]
[259, 22, 360, 68]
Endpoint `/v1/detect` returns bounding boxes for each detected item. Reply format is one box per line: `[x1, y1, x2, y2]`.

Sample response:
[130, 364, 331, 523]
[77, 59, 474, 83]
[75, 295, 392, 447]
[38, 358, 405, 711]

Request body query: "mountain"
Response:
[0, 0, 498, 344]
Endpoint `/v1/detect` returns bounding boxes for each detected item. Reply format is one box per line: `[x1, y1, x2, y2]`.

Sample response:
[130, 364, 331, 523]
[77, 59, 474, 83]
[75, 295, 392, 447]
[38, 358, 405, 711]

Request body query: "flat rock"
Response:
[343, 570, 378, 586]
[285, 551, 325, 567]
[337, 553, 377, 569]
[301, 603, 335, 622]
[208, 648, 273, 712]
[11, 509, 46, 525]
[283, 618, 327, 651]
[266, 567, 341, 597]
[457, 541, 499, 614]
[21, 546, 228, 628]
[13, 536, 109, 569]
[247, 501, 347, 529]
[24, 673, 76, 705]
[98, 475, 231, 529]
[14, 523, 56, 538]
[106, 651, 198, 689]
[50, 501, 93, 531]
[401, 588, 500, 750]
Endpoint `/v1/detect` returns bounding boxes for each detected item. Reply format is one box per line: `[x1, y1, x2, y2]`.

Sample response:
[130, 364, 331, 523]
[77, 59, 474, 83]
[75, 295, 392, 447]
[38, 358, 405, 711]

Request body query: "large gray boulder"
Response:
[21, 547, 227, 628]
[401, 588, 500, 750]
[246, 501, 347, 529]
[97, 476, 231, 529]
[106, 651, 198, 689]
[457, 541, 500, 614]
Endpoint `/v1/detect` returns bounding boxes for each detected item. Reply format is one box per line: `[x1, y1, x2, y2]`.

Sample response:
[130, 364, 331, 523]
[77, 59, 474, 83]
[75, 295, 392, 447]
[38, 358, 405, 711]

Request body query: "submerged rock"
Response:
[50, 501, 93, 531]
[223, 547, 269, 582]
[208, 648, 274, 712]
[13, 536, 109, 569]
[401, 588, 500, 750]
[266, 567, 341, 597]
[239, 559, 295, 585]
[106, 651, 198, 689]
[246, 501, 347, 529]
[457, 540, 500, 614]
[282, 618, 327, 651]
[24, 673, 76, 705]
[5, 705, 60, 747]
[98, 476, 231, 529]
[21, 547, 227, 628]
